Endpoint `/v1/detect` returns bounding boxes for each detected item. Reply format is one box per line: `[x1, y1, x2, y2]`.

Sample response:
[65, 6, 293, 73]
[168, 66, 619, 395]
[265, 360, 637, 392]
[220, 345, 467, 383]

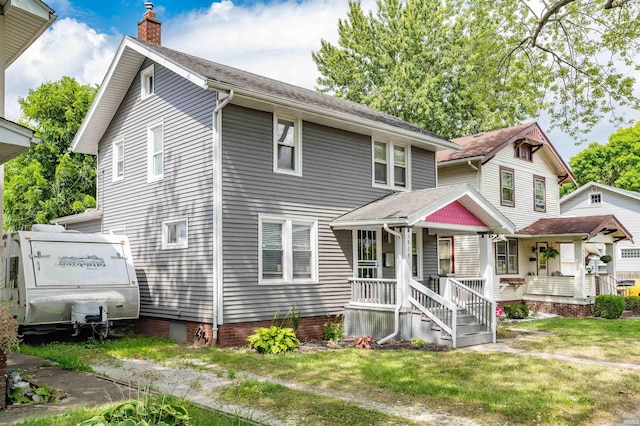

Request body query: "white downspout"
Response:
[378, 223, 402, 345]
[212, 90, 234, 342]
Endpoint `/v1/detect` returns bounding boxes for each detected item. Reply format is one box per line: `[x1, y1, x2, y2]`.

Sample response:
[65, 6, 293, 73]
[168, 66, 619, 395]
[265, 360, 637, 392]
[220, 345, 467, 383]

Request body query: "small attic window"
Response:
[141, 65, 155, 99]
[514, 142, 532, 161]
[589, 192, 602, 205]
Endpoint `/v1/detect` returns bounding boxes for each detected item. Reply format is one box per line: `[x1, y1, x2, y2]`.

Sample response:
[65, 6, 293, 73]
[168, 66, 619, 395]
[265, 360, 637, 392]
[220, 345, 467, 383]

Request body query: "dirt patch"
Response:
[297, 338, 451, 353]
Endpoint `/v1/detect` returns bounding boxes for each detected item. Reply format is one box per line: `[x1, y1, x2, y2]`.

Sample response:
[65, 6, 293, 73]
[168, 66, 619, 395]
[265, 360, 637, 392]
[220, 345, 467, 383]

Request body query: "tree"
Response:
[313, 0, 640, 140]
[561, 121, 640, 197]
[4, 77, 97, 231]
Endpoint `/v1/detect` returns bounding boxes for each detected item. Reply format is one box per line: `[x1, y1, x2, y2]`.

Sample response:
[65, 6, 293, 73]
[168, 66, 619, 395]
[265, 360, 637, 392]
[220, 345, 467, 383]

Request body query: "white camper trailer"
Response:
[0, 225, 139, 338]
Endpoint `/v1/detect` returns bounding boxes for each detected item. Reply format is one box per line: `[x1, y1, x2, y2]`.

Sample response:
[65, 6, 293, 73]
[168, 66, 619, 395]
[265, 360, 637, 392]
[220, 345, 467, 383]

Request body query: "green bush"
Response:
[594, 295, 625, 319]
[625, 296, 640, 314]
[323, 316, 344, 341]
[78, 398, 191, 425]
[247, 325, 301, 354]
[503, 304, 529, 319]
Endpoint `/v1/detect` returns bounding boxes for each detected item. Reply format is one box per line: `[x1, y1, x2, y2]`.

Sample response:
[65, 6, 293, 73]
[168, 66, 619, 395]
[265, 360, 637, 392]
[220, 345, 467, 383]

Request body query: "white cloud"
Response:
[5, 17, 120, 121]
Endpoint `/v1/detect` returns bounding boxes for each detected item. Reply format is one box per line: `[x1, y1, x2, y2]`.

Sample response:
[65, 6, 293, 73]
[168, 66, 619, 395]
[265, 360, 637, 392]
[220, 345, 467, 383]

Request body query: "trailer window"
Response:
[9, 256, 19, 289]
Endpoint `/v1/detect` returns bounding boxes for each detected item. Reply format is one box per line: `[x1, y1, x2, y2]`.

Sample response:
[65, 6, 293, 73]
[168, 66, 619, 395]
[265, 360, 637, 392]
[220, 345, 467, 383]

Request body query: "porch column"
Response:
[605, 243, 616, 278]
[400, 227, 412, 309]
[478, 234, 494, 300]
[574, 241, 587, 298]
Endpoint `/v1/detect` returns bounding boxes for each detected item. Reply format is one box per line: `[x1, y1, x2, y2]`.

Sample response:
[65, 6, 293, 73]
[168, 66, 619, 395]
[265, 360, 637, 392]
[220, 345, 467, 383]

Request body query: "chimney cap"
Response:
[145, 2, 154, 11]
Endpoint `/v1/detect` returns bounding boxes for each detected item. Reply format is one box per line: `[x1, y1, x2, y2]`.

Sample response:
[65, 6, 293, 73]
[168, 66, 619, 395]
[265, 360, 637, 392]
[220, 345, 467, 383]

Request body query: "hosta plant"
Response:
[247, 325, 301, 354]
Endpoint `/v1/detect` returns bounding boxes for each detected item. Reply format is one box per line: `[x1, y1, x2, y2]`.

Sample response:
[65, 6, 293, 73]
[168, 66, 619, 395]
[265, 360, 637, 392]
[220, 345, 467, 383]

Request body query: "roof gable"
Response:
[560, 181, 640, 205]
[72, 36, 460, 155]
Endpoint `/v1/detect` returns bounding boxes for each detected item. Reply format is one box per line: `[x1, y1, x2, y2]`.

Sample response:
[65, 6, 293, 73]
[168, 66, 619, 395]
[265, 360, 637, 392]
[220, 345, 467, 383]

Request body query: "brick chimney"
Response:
[138, 2, 161, 45]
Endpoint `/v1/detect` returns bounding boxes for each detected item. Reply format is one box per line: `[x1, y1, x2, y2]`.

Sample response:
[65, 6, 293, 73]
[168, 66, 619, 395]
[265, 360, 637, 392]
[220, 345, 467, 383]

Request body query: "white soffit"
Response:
[2, 0, 57, 68]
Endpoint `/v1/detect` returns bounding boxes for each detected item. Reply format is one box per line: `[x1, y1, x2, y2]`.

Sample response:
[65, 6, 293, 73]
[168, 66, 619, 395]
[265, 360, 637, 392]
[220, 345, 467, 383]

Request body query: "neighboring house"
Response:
[437, 123, 632, 316]
[561, 182, 640, 279]
[62, 5, 518, 348]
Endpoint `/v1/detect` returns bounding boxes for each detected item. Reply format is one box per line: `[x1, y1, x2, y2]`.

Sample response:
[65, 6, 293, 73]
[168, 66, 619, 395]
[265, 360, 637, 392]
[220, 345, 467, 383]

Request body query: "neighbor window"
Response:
[141, 65, 154, 99]
[495, 238, 518, 274]
[273, 115, 302, 176]
[162, 219, 188, 249]
[372, 140, 409, 190]
[438, 237, 453, 275]
[621, 248, 640, 259]
[112, 139, 124, 182]
[514, 142, 532, 161]
[589, 192, 602, 204]
[500, 166, 514, 207]
[147, 123, 163, 182]
[259, 216, 318, 284]
[534, 176, 546, 212]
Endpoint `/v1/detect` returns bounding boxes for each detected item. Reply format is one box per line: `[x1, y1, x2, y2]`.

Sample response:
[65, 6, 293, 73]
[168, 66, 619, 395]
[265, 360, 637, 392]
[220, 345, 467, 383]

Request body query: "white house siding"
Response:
[437, 163, 480, 190]
[65, 219, 102, 234]
[453, 235, 480, 277]
[561, 187, 640, 276]
[220, 105, 439, 323]
[481, 147, 560, 229]
[96, 59, 216, 323]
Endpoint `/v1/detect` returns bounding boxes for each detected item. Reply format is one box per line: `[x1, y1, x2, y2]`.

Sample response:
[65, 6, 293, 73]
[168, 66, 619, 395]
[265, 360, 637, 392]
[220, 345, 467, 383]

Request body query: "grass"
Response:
[19, 330, 640, 425]
[12, 396, 251, 426]
[505, 317, 640, 363]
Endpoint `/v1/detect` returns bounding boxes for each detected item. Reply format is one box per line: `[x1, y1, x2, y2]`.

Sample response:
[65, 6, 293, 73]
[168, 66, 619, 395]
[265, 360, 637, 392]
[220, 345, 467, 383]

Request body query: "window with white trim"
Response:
[141, 65, 154, 99]
[147, 123, 163, 182]
[112, 139, 124, 182]
[621, 248, 640, 259]
[438, 237, 453, 275]
[259, 216, 317, 283]
[534, 176, 546, 212]
[372, 140, 409, 190]
[495, 238, 518, 274]
[589, 192, 602, 204]
[162, 218, 188, 249]
[500, 166, 514, 207]
[273, 115, 302, 175]
[412, 230, 423, 280]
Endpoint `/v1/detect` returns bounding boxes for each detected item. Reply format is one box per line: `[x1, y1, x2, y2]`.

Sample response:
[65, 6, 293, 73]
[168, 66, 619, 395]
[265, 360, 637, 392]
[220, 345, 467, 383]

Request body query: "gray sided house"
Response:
[66, 8, 516, 348]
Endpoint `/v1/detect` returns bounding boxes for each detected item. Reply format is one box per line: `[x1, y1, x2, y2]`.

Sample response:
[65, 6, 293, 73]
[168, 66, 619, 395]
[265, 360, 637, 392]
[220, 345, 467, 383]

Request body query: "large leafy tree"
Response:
[313, 0, 640, 140]
[4, 77, 97, 231]
[562, 121, 640, 196]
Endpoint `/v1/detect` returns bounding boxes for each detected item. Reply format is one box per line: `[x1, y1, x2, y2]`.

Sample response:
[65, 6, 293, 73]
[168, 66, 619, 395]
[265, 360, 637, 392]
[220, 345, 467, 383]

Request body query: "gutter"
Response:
[378, 223, 402, 345]
[211, 89, 234, 343]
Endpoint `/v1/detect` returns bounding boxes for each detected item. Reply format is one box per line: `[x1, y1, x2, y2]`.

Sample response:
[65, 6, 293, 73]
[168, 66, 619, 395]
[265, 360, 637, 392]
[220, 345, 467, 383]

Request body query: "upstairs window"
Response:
[589, 192, 602, 204]
[500, 166, 514, 207]
[112, 139, 124, 182]
[141, 65, 155, 99]
[162, 218, 188, 249]
[372, 140, 409, 190]
[273, 115, 302, 176]
[495, 238, 518, 274]
[514, 142, 532, 161]
[147, 123, 163, 182]
[534, 176, 546, 212]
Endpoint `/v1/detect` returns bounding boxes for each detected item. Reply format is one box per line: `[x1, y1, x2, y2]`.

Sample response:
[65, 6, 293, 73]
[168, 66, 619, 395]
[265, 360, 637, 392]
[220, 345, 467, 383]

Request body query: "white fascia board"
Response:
[206, 82, 460, 152]
[420, 223, 488, 233]
[8, 0, 55, 19]
[436, 156, 484, 167]
[50, 209, 102, 225]
[72, 37, 209, 155]
[330, 219, 407, 230]
[0, 118, 37, 145]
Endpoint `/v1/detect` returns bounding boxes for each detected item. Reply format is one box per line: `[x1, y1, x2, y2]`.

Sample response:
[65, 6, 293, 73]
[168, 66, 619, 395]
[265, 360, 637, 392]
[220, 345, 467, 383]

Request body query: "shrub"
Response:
[79, 397, 191, 425]
[323, 316, 344, 341]
[503, 304, 529, 319]
[594, 295, 625, 319]
[624, 296, 640, 315]
[247, 325, 301, 354]
[411, 337, 425, 348]
[0, 302, 19, 353]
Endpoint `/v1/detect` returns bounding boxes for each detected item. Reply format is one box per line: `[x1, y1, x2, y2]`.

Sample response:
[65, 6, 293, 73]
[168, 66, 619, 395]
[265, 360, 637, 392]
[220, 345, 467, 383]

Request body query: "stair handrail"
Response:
[596, 274, 620, 296]
[408, 279, 457, 346]
[449, 278, 496, 339]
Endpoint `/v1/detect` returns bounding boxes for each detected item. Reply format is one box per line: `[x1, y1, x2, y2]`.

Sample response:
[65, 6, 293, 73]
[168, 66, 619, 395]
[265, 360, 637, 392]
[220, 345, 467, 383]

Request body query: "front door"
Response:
[356, 230, 380, 278]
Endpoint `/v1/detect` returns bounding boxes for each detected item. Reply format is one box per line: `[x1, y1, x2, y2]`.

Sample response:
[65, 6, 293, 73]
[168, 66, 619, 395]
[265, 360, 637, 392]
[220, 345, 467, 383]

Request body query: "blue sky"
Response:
[8, 0, 639, 163]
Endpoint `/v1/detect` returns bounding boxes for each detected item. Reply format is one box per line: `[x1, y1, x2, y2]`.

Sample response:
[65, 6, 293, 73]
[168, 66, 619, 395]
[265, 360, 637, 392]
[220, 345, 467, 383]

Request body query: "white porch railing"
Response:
[455, 278, 485, 295]
[349, 278, 397, 306]
[449, 278, 496, 335]
[595, 274, 621, 296]
[408, 279, 457, 346]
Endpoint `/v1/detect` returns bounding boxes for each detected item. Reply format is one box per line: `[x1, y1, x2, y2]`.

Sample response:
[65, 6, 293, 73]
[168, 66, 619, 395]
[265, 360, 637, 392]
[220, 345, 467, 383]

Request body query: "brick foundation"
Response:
[134, 315, 332, 348]
[1, 350, 6, 410]
[525, 301, 593, 318]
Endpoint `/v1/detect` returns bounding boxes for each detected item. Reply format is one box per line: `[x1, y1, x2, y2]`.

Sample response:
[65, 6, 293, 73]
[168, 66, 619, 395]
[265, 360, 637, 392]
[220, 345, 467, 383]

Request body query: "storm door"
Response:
[355, 230, 381, 278]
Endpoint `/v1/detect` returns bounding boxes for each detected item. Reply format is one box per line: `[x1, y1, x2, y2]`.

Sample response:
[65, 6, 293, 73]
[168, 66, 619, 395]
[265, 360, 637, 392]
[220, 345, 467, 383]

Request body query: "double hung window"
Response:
[274, 116, 302, 176]
[534, 176, 546, 212]
[147, 123, 163, 182]
[495, 239, 518, 274]
[500, 166, 514, 207]
[112, 139, 124, 181]
[373, 140, 409, 190]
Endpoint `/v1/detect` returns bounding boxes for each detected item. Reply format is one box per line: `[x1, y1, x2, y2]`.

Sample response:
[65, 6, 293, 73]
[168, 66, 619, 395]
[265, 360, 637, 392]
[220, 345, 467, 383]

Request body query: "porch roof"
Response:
[516, 215, 633, 243]
[330, 183, 515, 233]
[0, 117, 40, 163]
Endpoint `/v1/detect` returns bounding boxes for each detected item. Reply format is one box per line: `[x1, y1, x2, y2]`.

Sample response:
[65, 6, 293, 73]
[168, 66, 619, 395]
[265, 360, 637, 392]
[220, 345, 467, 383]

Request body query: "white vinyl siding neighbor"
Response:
[147, 123, 163, 182]
[273, 115, 302, 176]
[372, 140, 410, 190]
[162, 218, 188, 249]
[259, 216, 318, 284]
[112, 138, 124, 182]
[140, 64, 154, 99]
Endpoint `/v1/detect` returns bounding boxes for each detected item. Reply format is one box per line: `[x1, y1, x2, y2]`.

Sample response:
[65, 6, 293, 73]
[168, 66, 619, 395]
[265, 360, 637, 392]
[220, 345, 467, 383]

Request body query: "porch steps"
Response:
[418, 308, 493, 348]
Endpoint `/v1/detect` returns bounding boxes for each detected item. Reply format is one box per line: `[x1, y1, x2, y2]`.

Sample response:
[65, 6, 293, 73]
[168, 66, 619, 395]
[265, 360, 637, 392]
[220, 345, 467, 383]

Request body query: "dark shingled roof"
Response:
[436, 122, 535, 163]
[517, 215, 633, 242]
[136, 38, 449, 143]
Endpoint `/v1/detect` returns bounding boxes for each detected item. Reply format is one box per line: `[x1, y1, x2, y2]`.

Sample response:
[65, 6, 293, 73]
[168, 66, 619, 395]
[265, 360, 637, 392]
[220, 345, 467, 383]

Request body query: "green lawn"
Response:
[19, 326, 640, 426]
[505, 317, 640, 364]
